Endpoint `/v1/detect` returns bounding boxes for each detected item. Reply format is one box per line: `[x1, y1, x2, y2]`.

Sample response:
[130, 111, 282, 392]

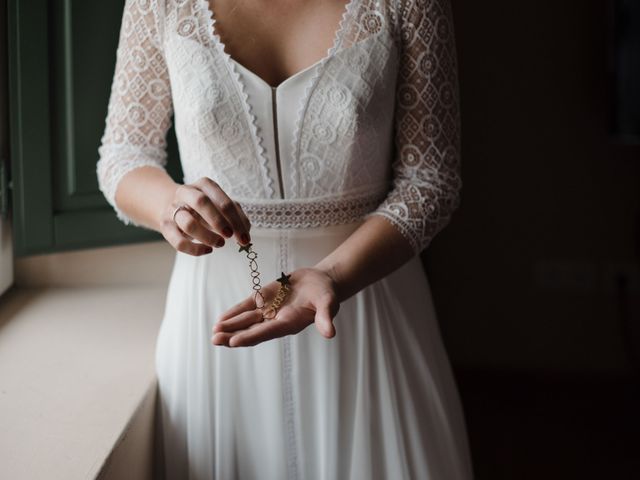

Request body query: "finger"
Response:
[175, 184, 233, 238]
[233, 200, 252, 235]
[211, 331, 234, 347]
[214, 309, 263, 333]
[314, 302, 337, 339]
[163, 222, 213, 256]
[228, 315, 298, 347]
[190, 208, 231, 243]
[196, 178, 251, 245]
[174, 209, 225, 248]
[217, 296, 258, 323]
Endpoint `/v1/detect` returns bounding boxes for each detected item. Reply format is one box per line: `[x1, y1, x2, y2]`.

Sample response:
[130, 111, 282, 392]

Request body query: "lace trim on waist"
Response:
[237, 189, 388, 229]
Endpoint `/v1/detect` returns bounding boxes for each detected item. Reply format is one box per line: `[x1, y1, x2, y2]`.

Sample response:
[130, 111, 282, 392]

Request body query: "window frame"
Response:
[7, 0, 180, 257]
[1, 0, 14, 294]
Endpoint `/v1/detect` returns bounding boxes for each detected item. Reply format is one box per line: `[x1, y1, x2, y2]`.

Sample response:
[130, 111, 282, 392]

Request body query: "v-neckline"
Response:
[229, 56, 321, 92]
[198, 0, 357, 199]
[202, 0, 356, 91]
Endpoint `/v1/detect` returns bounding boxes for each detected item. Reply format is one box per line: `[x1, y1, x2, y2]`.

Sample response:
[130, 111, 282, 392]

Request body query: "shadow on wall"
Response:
[426, 0, 640, 376]
[423, 1, 640, 478]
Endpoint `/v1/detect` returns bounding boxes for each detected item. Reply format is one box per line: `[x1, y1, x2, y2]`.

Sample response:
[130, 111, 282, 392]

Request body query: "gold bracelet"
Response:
[238, 243, 292, 320]
[238, 242, 265, 309]
[262, 273, 291, 319]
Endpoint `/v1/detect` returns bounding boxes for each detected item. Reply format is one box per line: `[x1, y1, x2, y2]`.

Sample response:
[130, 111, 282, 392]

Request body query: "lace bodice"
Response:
[96, 0, 462, 254]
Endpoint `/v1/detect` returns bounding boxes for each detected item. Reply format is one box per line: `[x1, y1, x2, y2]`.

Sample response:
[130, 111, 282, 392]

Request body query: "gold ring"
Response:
[172, 204, 189, 223]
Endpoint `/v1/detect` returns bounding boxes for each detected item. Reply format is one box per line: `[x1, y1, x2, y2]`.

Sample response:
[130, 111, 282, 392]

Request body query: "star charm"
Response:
[276, 272, 291, 285]
[238, 242, 253, 253]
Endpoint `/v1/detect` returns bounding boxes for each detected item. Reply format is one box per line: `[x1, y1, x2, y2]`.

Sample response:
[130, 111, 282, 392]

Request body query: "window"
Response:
[6, 0, 182, 257]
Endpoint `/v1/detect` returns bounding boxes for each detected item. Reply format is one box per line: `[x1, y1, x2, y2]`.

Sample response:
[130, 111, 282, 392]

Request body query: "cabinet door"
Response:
[7, 0, 182, 256]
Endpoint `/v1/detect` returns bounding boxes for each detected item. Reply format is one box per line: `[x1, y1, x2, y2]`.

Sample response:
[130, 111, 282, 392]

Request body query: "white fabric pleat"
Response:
[155, 222, 473, 479]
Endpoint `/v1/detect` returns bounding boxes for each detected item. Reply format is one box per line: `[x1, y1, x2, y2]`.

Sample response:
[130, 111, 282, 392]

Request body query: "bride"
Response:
[97, 0, 473, 478]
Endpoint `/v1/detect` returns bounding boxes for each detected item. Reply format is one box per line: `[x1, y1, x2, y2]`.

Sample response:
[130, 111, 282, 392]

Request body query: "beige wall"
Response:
[425, 0, 640, 374]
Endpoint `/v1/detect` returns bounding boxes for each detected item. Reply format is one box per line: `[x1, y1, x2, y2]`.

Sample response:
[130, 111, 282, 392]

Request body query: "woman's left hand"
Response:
[211, 267, 340, 347]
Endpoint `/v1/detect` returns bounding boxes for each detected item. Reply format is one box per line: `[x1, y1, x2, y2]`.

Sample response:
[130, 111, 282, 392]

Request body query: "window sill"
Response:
[0, 285, 168, 479]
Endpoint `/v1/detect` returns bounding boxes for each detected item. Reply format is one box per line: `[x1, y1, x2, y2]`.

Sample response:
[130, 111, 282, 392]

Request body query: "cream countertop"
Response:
[0, 240, 177, 479]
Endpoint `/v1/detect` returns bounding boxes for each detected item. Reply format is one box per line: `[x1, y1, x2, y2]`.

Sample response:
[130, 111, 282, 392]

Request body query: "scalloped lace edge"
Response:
[365, 210, 420, 253]
[197, 0, 276, 199]
[289, 0, 358, 197]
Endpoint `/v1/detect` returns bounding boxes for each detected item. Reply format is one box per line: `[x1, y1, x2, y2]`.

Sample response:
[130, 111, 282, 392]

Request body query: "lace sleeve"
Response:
[370, 0, 462, 254]
[96, 0, 173, 225]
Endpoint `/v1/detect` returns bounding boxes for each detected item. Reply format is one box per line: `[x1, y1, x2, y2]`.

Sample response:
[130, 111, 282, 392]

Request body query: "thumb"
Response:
[314, 300, 337, 339]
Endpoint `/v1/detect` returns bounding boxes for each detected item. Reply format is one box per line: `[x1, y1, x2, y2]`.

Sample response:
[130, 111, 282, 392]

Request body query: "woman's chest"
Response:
[209, 0, 350, 87]
[162, 0, 398, 104]
[161, 0, 400, 200]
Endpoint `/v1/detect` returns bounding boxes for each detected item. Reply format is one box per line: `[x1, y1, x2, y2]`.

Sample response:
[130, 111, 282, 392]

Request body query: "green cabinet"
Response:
[7, 0, 182, 256]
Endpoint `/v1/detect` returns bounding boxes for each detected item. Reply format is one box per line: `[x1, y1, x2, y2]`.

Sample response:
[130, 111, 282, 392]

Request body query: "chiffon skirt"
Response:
[154, 221, 474, 480]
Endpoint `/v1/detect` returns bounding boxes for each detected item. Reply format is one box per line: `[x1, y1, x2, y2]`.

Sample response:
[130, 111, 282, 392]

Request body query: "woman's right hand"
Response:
[159, 177, 251, 256]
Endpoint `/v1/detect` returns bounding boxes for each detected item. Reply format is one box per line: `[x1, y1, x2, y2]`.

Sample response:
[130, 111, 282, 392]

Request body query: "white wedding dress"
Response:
[97, 0, 473, 478]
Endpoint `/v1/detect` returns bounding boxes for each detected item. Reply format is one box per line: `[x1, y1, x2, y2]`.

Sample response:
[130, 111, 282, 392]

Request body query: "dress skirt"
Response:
[154, 220, 474, 480]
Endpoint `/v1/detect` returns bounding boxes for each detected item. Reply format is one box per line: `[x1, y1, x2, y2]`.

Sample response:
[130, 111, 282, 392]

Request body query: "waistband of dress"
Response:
[236, 187, 388, 230]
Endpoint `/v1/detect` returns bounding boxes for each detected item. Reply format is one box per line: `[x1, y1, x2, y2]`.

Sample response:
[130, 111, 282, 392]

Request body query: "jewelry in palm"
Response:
[262, 272, 291, 319]
[238, 243, 291, 319]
